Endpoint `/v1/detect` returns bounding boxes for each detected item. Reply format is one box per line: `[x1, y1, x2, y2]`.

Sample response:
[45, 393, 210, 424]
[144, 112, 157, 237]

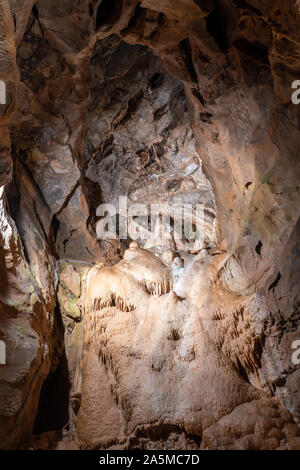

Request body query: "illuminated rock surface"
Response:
[0, 0, 299, 450]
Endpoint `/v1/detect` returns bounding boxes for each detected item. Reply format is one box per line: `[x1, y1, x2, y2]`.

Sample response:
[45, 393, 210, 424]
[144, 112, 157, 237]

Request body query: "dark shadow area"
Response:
[234, 38, 270, 66]
[206, 4, 229, 52]
[121, 3, 145, 36]
[0, 233, 8, 297]
[268, 272, 281, 292]
[33, 349, 70, 434]
[33, 301, 71, 435]
[232, 0, 262, 16]
[255, 240, 262, 256]
[178, 39, 198, 83]
[235, 357, 250, 384]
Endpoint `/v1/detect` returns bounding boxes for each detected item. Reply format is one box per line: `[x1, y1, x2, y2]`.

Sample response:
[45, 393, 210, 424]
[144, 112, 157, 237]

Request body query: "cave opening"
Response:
[5, 32, 217, 448]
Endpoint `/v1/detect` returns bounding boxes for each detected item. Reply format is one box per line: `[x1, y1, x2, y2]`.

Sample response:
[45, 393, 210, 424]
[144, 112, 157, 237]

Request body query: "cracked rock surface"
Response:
[0, 0, 299, 450]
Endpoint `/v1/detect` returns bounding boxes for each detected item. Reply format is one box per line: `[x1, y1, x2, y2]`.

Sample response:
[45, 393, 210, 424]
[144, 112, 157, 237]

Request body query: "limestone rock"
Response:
[0, 0, 299, 451]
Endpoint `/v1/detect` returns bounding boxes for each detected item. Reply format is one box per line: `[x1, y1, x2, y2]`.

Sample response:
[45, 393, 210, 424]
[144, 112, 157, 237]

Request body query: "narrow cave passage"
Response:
[0, 0, 299, 453]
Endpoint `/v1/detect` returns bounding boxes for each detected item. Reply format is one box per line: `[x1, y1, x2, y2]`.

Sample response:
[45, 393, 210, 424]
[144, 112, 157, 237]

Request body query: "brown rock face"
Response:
[0, 0, 299, 450]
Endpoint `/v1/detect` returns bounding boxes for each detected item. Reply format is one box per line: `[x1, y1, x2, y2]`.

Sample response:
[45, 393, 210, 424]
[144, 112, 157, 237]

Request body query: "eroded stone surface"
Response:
[0, 0, 299, 450]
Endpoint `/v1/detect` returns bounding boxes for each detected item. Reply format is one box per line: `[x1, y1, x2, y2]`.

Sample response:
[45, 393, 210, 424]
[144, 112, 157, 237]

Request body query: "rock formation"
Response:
[0, 0, 299, 450]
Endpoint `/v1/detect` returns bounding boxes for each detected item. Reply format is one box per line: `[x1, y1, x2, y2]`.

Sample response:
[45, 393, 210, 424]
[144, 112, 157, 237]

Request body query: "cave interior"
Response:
[0, 0, 299, 451]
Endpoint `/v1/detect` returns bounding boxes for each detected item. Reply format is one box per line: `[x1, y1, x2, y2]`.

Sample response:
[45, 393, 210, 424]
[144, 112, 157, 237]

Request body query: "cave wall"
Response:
[0, 0, 64, 450]
[0, 0, 299, 450]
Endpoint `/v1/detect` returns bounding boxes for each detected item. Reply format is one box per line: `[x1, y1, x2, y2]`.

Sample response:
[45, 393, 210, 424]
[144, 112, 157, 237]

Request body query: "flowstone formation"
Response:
[0, 0, 299, 450]
[77, 244, 300, 449]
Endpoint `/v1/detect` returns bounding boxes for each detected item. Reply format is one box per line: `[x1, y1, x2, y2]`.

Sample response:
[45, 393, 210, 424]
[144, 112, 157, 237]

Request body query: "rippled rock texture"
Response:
[0, 0, 299, 450]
